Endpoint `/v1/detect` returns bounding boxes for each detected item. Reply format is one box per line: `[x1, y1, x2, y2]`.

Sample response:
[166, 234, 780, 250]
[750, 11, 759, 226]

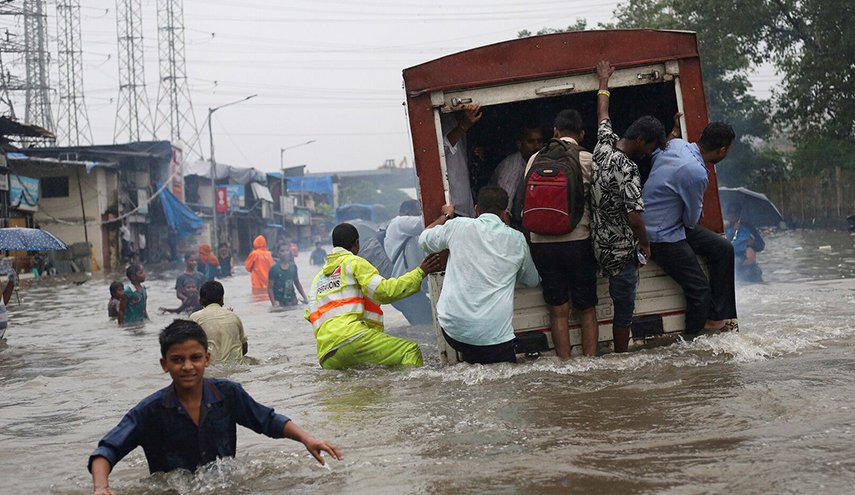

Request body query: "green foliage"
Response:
[518, 19, 588, 38]
[339, 180, 411, 218]
[791, 137, 855, 175]
[756, 0, 855, 142]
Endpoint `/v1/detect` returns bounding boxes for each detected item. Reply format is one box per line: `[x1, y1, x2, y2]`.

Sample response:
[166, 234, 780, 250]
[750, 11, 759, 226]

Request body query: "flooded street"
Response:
[2, 229, 855, 494]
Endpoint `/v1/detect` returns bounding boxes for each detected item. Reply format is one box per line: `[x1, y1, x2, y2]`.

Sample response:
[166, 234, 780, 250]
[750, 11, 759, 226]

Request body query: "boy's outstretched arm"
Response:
[282, 421, 342, 465]
[90, 456, 115, 495]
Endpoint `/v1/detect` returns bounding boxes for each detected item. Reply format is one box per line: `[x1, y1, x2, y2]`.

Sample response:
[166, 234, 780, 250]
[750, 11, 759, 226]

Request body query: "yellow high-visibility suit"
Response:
[305, 247, 426, 370]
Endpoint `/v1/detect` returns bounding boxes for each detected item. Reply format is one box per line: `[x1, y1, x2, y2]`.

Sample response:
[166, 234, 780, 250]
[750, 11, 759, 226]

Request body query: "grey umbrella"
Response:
[719, 187, 783, 227]
[0, 227, 68, 251]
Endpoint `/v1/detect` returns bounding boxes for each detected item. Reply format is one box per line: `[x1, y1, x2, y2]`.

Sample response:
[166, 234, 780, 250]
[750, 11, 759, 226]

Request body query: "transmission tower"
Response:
[114, 0, 154, 143]
[55, 0, 92, 146]
[22, 0, 53, 133]
[155, 0, 200, 155]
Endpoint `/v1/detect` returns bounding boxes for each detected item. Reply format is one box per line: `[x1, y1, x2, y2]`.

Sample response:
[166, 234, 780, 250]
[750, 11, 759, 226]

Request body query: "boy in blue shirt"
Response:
[88, 320, 341, 494]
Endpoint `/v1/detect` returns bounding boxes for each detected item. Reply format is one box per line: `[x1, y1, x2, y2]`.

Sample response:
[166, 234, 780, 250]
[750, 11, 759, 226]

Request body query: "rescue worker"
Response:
[306, 223, 442, 370]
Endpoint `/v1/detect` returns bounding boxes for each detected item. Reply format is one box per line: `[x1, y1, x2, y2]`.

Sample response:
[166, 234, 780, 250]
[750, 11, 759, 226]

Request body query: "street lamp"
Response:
[279, 140, 316, 210]
[207, 94, 257, 248]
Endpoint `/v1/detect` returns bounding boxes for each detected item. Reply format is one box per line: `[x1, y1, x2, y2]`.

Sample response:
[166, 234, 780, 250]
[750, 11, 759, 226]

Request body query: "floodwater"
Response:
[1, 229, 854, 494]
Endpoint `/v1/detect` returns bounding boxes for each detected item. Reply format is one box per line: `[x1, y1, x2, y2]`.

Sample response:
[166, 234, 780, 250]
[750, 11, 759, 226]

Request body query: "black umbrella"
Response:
[719, 187, 783, 227]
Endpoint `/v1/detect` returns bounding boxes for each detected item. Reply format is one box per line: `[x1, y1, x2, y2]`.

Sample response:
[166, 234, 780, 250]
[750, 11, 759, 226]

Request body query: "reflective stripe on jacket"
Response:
[305, 247, 425, 361]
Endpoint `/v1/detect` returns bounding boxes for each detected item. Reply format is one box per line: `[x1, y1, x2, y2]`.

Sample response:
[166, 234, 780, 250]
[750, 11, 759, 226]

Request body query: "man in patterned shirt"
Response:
[591, 60, 666, 352]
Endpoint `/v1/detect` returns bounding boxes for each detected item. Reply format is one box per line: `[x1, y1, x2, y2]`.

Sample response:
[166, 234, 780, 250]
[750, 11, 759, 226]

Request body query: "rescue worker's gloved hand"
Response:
[419, 253, 443, 274]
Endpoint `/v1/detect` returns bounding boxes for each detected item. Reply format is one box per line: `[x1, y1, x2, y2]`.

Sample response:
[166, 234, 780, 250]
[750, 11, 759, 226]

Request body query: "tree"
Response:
[609, 0, 783, 186]
[518, 19, 588, 38]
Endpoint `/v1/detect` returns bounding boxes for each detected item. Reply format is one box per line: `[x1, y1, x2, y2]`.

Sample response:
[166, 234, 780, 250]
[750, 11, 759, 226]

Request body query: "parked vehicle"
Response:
[402, 29, 726, 363]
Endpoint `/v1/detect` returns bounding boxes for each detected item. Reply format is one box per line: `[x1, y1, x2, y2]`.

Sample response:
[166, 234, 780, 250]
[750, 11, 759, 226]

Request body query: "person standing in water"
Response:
[245, 235, 275, 293]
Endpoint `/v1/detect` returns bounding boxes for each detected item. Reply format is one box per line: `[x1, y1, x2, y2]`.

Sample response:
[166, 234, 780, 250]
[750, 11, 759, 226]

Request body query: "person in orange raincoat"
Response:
[245, 235, 275, 291]
[197, 243, 220, 282]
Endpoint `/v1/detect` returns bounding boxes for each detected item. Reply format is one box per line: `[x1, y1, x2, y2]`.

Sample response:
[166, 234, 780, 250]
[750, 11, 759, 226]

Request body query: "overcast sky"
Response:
[2, 0, 778, 173]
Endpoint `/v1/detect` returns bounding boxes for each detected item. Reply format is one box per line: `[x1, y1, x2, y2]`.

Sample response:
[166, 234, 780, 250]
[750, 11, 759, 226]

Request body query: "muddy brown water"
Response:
[1, 229, 854, 494]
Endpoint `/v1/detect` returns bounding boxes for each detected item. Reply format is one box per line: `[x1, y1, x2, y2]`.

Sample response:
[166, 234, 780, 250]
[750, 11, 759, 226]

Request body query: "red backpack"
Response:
[521, 138, 586, 236]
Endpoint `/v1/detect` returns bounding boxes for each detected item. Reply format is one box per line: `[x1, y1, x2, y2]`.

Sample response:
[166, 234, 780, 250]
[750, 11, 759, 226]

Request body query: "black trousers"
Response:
[650, 225, 737, 334]
[442, 330, 517, 365]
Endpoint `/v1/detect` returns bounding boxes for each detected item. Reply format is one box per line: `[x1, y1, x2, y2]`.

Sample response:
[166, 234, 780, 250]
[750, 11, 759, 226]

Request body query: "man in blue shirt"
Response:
[642, 122, 737, 335]
[88, 320, 340, 494]
[419, 186, 540, 364]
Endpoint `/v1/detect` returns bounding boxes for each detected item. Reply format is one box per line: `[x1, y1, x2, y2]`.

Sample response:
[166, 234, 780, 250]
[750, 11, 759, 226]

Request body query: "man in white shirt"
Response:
[190, 281, 247, 364]
[440, 103, 482, 218]
[419, 187, 540, 365]
[490, 125, 545, 215]
[384, 199, 432, 325]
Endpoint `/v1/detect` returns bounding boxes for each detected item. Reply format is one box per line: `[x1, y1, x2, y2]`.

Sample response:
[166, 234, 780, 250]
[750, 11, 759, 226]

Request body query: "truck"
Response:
[402, 29, 725, 364]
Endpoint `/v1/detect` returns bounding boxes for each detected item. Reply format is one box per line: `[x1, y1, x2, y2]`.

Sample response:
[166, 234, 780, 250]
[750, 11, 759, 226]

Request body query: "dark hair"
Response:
[553, 109, 584, 135]
[399, 199, 420, 216]
[698, 122, 736, 151]
[199, 280, 224, 306]
[518, 124, 543, 140]
[332, 223, 359, 249]
[218, 242, 229, 249]
[109, 281, 124, 295]
[476, 186, 509, 215]
[625, 115, 667, 149]
[126, 263, 142, 280]
[184, 253, 194, 261]
[159, 319, 208, 357]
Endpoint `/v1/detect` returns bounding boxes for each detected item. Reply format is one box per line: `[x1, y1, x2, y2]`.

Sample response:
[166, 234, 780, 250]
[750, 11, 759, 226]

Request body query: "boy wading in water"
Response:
[88, 320, 341, 494]
[118, 264, 148, 326]
[268, 244, 308, 307]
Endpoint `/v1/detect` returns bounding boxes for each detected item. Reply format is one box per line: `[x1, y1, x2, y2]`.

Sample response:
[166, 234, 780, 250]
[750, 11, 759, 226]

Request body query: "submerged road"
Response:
[1, 229, 854, 494]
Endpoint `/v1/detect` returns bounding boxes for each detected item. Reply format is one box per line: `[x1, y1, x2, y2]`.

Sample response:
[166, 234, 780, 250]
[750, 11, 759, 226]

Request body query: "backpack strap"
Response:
[389, 236, 414, 270]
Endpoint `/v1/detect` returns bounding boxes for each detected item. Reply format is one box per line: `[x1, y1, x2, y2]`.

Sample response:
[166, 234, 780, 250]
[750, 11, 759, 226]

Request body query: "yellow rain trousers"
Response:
[305, 247, 426, 370]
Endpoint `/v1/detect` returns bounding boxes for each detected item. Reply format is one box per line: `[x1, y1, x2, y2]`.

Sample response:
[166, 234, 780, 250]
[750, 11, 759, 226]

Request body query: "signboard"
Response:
[9, 175, 40, 211]
[170, 146, 185, 203]
[216, 187, 229, 213]
[224, 184, 244, 209]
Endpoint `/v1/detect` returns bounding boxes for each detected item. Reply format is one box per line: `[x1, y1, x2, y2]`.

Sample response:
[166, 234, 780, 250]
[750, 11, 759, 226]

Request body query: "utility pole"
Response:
[22, 0, 53, 135]
[207, 94, 257, 248]
[55, 0, 93, 146]
[114, 0, 154, 143]
[155, 0, 200, 156]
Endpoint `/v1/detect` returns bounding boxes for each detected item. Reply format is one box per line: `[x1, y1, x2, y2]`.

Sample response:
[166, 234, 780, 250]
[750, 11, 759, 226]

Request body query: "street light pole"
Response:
[207, 94, 257, 249]
[279, 139, 316, 211]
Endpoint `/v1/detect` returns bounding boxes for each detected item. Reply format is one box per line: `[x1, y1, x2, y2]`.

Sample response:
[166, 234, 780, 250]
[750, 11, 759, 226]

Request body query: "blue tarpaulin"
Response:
[285, 176, 334, 199]
[159, 186, 204, 236]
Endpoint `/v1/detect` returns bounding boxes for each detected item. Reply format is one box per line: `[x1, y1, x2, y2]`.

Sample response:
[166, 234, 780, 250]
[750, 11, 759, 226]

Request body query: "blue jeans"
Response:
[609, 257, 639, 328]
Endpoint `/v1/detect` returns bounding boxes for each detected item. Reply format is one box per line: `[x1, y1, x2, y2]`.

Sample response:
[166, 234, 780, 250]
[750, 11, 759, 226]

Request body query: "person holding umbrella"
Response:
[0, 261, 17, 339]
[0, 227, 67, 338]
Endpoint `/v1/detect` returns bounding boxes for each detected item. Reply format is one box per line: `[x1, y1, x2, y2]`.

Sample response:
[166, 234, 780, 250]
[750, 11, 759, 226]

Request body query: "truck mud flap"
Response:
[632, 314, 664, 339]
[514, 332, 550, 355]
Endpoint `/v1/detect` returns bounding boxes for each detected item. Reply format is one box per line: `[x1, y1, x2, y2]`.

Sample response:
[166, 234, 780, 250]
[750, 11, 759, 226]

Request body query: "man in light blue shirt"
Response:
[642, 122, 738, 335]
[419, 186, 540, 364]
[385, 199, 433, 325]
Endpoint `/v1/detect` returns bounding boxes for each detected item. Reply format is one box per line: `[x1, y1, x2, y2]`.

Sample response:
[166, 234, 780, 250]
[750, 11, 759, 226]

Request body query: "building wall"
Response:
[19, 165, 117, 270]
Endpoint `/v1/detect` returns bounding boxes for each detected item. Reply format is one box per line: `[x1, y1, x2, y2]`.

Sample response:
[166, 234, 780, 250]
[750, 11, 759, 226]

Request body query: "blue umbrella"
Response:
[0, 227, 68, 251]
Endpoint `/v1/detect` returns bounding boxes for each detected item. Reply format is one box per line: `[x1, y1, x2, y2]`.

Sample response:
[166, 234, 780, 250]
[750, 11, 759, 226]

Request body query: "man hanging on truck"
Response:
[419, 187, 540, 365]
[441, 103, 483, 217]
[523, 109, 599, 359]
[642, 118, 738, 335]
[590, 60, 666, 352]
